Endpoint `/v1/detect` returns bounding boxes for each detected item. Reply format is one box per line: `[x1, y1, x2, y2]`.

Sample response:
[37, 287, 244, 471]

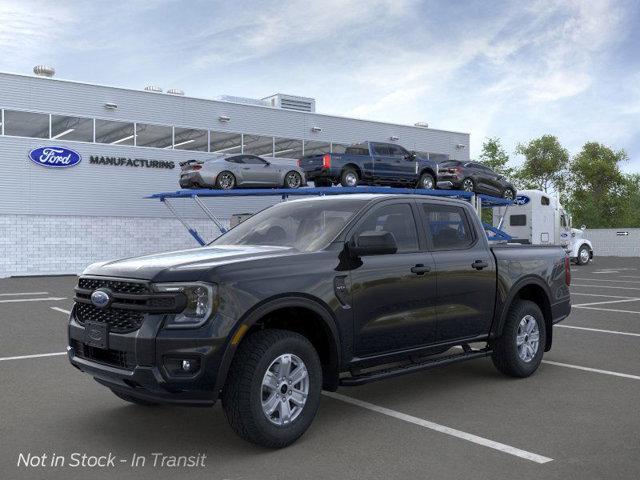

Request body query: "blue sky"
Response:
[1, 0, 639, 171]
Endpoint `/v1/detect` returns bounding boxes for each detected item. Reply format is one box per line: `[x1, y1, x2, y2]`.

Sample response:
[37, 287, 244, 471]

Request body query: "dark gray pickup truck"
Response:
[68, 194, 571, 448]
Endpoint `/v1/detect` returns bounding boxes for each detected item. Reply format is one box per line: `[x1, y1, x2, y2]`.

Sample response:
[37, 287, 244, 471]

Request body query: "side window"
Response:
[353, 203, 419, 253]
[243, 155, 267, 165]
[541, 196, 550, 206]
[421, 203, 475, 250]
[387, 145, 404, 157]
[226, 156, 244, 164]
[372, 144, 390, 156]
[510, 215, 527, 226]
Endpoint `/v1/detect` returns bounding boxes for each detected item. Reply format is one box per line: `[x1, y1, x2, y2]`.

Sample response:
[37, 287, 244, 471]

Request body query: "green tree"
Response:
[515, 135, 569, 193]
[619, 174, 640, 227]
[566, 142, 628, 228]
[479, 137, 514, 177]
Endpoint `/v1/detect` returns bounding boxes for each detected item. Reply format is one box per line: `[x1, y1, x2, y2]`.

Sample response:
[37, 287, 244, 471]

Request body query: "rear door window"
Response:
[420, 203, 475, 250]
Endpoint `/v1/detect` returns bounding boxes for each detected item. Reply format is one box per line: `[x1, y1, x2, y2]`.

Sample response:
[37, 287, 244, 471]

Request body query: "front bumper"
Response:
[68, 308, 228, 406]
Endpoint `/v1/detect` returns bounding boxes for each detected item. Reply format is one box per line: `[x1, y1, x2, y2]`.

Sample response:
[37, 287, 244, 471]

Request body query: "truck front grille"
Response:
[78, 277, 150, 295]
[75, 303, 144, 333]
[70, 339, 134, 369]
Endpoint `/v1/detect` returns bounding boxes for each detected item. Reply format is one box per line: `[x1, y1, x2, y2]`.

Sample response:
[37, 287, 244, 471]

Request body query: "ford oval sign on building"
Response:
[28, 146, 82, 168]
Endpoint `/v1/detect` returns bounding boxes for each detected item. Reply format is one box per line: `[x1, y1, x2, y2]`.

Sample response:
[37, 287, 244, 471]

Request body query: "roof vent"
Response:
[33, 65, 55, 78]
[167, 88, 185, 96]
[144, 85, 163, 93]
[414, 122, 429, 128]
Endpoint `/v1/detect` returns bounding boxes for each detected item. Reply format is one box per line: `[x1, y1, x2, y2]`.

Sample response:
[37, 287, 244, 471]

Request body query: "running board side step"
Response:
[340, 349, 492, 386]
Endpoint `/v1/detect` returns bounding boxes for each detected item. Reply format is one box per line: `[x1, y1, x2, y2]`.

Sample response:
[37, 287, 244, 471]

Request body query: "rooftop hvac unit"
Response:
[262, 93, 316, 113]
[217, 95, 270, 107]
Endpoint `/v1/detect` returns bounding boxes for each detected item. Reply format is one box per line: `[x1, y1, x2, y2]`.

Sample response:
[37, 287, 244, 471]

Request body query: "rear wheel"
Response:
[222, 329, 322, 448]
[284, 171, 302, 189]
[502, 188, 515, 200]
[491, 299, 545, 378]
[461, 178, 475, 192]
[111, 389, 158, 406]
[576, 245, 591, 265]
[340, 168, 359, 187]
[216, 171, 236, 190]
[417, 172, 435, 189]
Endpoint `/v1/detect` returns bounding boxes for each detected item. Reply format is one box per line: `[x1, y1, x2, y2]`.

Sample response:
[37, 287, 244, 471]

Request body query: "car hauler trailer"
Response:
[492, 189, 593, 265]
[146, 186, 514, 245]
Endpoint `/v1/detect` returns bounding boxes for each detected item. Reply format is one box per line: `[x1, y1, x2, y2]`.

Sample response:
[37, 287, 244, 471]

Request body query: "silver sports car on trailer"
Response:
[179, 154, 307, 189]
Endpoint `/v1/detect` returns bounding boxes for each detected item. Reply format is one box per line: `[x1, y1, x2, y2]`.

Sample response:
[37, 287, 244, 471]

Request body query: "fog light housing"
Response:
[163, 357, 201, 377]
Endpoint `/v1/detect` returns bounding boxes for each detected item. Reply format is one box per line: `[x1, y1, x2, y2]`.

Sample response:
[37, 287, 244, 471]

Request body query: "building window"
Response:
[95, 119, 135, 145]
[3, 110, 50, 139]
[331, 143, 349, 154]
[135, 123, 173, 148]
[273, 137, 303, 159]
[303, 140, 331, 156]
[173, 127, 208, 151]
[210, 131, 242, 154]
[50, 115, 94, 142]
[243, 134, 274, 156]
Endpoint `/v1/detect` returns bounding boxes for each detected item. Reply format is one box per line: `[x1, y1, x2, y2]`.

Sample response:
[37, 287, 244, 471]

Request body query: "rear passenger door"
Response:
[417, 201, 496, 342]
[349, 201, 438, 355]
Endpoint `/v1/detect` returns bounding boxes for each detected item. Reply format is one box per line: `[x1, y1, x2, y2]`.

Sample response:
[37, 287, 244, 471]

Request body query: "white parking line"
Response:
[556, 325, 640, 337]
[322, 391, 552, 463]
[0, 352, 66, 362]
[573, 278, 640, 285]
[0, 297, 67, 304]
[572, 306, 640, 314]
[571, 284, 640, 291]
[51, 307, 71, 315]
[571, 292, 638, 299]
[0, 292, 49, 296]
[573, 298, 640, 307]
[543, 361, 640, 381]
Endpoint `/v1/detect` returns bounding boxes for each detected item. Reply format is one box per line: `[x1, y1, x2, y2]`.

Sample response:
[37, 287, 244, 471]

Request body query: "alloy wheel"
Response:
[503, 189, 515, 200]
[462, 179, 474, 192]
[345, 172, 358, 187]
[421, 176, 434, 189]
[516, 315, 540, 363]
[218, 172, 235, 189]
[261, 354, 309, 426]
[286, 172, 301, 188]
[579, 247, 590, 263]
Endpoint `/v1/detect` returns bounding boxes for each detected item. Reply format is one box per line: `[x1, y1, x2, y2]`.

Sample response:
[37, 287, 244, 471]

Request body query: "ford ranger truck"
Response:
[298, 142, 439, 189]
[68, 194, 571, 448]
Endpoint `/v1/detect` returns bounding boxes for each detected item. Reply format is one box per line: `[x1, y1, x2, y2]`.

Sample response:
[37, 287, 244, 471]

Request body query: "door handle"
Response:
[411, 264, 431, 275]
[472, 260, 488, 270]
[242, 167, 250, 170]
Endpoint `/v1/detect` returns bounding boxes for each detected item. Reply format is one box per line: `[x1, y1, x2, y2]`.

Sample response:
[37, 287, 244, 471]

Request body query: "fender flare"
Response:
[213, 294, 341, 395]
[492, 276, 553, 350]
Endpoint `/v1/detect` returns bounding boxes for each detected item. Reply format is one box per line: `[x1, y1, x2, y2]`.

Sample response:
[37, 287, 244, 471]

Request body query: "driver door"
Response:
[241, 155, 279, 185]
[349, 201, 437, 356]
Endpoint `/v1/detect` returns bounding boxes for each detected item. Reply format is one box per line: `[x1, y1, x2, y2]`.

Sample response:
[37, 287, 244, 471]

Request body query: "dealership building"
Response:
[0, 68, 470, 276]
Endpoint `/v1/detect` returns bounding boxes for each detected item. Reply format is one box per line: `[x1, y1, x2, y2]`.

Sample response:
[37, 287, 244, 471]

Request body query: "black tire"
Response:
[340, 168, 359, 187]
[215, 171, 236, 190]
[461, 178, 475, 192]
[576, 245, 590, 265]
[111, 389, 158, 406]
[502, 188, 516, 200]
[283, 171, 303, 189]
[313, 178, 332, 187]
[222, 329, 322, 448]
[491, 300, 546, 378]
[417, 172, 435, 190]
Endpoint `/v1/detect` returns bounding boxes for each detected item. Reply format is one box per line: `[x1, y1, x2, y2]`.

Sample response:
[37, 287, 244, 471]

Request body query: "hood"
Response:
[83, 244, 296, 281]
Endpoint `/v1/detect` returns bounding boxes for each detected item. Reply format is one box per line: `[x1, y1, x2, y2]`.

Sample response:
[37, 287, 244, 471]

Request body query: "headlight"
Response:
[154, 282, 218, 328]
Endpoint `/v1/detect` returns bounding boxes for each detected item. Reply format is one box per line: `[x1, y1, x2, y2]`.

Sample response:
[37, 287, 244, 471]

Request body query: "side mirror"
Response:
[581, 224, 586, 230]
[264, 161, 271, 166]
[404, 152, 416, 160]
[350, 230, 397, 256]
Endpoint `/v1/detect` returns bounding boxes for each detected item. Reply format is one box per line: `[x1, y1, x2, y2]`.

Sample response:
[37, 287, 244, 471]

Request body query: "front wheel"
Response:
[417, 172, 435, 189]
[491, 300, 546, 378]
[222, 329, 322, 448]
[284, 171, 303, 189]
[576, 245, 591, 265]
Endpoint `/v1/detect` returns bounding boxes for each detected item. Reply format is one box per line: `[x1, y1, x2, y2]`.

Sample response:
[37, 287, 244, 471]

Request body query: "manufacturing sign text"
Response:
[90, 156, 175, 169]
[29, 147, 82, 168]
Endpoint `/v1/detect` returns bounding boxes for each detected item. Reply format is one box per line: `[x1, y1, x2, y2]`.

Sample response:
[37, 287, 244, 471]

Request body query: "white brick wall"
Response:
[583, 228, 640, 257]
[0, 214, 229, 277]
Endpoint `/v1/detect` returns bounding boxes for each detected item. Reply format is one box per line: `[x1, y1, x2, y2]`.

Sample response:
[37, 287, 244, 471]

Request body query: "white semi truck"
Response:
[493, 189, 594, 265]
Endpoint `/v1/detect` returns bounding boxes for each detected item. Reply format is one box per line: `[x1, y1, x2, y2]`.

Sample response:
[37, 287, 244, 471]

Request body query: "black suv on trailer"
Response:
[437, 160, 517, 199]
[68, 194, 571, 448]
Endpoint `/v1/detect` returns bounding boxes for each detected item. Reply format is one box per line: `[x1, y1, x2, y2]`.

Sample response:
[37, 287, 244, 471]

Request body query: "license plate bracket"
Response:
[85, 321, 109, 349]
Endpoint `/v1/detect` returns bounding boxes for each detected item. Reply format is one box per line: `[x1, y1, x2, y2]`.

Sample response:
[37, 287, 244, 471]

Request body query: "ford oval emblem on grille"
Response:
[88, 328, 103, 341]
[91, 289, 112, 309]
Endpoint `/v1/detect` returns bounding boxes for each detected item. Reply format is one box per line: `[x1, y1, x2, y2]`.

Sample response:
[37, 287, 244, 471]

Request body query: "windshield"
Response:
[211, 198, 370, 252]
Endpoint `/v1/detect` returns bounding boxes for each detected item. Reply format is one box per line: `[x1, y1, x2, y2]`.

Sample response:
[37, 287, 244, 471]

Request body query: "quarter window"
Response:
[353, 203, 419, 253]
[422, 203, 474, 250]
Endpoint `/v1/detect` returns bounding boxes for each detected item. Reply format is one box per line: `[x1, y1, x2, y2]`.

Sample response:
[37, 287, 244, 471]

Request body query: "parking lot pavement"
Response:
[1, 258, 640, 479]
